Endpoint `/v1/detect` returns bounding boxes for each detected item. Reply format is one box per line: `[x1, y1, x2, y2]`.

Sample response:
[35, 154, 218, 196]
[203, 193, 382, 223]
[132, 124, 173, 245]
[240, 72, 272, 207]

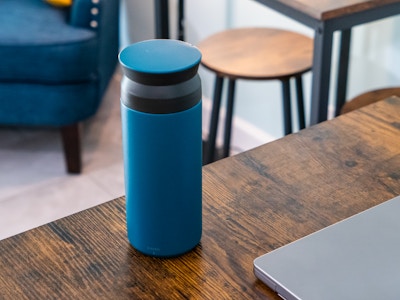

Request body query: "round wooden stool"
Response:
[197, 27, 313, 163]
[340, 87, 400, 114]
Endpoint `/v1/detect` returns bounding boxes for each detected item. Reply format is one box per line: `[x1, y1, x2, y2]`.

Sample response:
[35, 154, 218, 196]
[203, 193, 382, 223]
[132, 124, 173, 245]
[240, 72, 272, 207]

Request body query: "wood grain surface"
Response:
[0, 97, 399, 299]
[271, 0, 400, 20]
[197, 28, 313, 80]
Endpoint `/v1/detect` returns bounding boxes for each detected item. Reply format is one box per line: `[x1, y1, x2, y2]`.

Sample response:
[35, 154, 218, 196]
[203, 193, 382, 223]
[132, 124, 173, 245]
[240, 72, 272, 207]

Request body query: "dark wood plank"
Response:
[276, 0, 400, 20]
[0, 97, 399, 299]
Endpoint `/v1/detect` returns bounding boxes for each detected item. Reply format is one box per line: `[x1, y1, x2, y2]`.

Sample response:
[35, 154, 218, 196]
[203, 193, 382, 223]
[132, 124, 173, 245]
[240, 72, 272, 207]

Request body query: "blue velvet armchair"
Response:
[0, 0, 119, 173]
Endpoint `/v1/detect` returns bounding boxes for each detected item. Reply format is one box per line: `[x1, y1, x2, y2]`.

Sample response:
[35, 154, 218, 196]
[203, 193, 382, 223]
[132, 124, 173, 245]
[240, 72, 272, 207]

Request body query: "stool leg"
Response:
[205, 76, 224, 164]
[223, 79, 236, 158]
[295, 76, 306, 130]
[281, 79, 292, 135]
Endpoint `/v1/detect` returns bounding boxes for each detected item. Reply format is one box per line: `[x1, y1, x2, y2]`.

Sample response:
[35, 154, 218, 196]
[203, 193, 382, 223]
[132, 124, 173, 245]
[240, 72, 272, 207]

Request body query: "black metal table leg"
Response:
[309, 26, 334, 125]
[205, 76, 224, 164]
[178, 0, 184, 41]
[155, 0, 185, 40]
[335, 29, 352, 116]
[155, 0, 169, 39]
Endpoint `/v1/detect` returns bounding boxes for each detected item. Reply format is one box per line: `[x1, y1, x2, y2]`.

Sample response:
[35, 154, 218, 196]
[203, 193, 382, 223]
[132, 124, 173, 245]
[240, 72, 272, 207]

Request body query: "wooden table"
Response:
[253, 0, 400, 124]
[1, 98, 400, 299]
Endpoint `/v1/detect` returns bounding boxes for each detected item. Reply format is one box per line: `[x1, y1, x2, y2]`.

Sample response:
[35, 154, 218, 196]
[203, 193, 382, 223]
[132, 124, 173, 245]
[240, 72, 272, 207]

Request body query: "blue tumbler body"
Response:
[119, 40, 202, 257]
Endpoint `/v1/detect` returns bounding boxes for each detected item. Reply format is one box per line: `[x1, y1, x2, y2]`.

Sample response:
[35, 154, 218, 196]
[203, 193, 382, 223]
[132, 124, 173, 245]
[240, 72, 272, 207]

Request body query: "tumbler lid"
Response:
[119, 39, 202, 85]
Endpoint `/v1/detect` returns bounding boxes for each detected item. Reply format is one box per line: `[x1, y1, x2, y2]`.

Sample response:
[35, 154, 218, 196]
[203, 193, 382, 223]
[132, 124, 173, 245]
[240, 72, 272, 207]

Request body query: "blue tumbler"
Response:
[119, 39, 202, 257]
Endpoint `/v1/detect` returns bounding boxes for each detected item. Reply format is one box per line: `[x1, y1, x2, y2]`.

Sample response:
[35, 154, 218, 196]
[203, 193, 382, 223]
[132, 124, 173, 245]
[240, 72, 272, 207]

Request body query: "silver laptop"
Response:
[254, 195, 400, 300]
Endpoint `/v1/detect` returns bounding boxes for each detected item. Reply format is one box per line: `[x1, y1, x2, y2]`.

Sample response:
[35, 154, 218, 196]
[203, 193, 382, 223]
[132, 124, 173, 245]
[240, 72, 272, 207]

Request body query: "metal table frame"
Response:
[254, 0, 400, 124]
[155, 1, 400, 124]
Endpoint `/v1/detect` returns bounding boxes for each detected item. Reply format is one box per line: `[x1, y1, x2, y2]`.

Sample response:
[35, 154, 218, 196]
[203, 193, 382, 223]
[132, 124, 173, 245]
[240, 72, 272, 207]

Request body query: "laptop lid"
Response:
[254, 195, 400, 300]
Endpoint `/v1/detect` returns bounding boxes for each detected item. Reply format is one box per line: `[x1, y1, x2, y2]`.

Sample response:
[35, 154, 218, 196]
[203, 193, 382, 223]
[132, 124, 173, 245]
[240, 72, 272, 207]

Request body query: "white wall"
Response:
[120, 1, 400, 152]
[349, 18, 400, 97]
[120, 0, 153, 47]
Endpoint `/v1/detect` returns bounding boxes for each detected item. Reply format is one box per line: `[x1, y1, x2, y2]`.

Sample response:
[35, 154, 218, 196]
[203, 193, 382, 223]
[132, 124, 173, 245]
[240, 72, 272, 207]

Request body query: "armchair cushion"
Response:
[0, 0, 97, 83]
[0, 82, 97, 125]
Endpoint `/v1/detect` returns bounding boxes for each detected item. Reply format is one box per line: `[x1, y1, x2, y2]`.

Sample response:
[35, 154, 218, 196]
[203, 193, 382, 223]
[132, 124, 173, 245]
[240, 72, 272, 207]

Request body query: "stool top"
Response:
[197, 28, 313, 80]
[341, 87, 400, 114]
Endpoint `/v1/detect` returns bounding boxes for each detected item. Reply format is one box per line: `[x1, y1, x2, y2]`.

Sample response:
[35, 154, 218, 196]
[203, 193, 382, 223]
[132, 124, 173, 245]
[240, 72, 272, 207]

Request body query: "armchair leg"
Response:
[60, 123, 82, 174]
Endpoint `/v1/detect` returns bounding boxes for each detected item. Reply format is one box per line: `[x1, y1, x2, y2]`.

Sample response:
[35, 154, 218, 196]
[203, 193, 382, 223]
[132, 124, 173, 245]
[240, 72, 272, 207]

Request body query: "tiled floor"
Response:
[0, 72, 125, 241]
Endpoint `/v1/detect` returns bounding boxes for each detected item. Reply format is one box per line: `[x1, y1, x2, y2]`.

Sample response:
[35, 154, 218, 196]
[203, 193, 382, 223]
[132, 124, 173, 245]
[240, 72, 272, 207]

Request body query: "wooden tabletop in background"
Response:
[0, 97, 399, 299]
[268, 0, 400, 20]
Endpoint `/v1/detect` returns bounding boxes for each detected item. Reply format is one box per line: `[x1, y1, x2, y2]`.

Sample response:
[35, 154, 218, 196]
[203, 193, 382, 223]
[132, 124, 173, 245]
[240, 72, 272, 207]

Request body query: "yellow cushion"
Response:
[45, 0, 73, 7]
